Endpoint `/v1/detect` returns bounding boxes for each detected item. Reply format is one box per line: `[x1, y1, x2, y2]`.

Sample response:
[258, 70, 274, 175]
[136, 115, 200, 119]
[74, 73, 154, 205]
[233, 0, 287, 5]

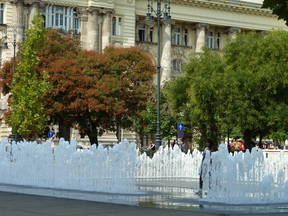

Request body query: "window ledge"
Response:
[172, 44, 193, 49]
[136, 40, 157, 45]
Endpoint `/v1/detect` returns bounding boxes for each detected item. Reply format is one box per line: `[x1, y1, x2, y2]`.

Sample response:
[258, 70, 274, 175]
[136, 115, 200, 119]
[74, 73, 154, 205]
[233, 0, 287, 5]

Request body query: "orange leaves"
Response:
[1, 29, 156, 134]
[0, 61, 14, 95]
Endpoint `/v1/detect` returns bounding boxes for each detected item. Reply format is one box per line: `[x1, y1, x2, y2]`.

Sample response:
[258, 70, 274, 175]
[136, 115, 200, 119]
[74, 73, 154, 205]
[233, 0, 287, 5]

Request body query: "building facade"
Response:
[0, 0, 287, 142]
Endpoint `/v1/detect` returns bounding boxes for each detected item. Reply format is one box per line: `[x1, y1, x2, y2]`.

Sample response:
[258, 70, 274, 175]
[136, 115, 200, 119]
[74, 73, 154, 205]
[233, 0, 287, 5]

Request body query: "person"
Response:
[149, 141, 156, 151]
[47, 128, 55, 139]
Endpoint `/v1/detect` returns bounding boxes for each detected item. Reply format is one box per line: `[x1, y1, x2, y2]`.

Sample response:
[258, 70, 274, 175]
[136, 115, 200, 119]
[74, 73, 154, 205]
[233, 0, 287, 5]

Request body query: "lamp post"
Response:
[12, 32, 16, 75]
[146, 0, 171, 149]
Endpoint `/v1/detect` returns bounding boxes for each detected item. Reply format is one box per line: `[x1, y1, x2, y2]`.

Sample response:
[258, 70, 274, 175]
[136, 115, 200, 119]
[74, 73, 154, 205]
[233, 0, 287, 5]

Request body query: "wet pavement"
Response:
[1, 178, 288, 215]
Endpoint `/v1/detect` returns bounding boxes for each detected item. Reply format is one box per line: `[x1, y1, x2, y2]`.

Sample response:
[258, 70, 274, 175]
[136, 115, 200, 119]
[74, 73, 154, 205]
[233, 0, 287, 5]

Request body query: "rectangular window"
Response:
[0, 4, 4, 24]
[215, 32, 221, 50]
[73, 9, 80, 34]
[44, 5, 80, 33]
[118, 17, 122, 35]
[138, 24, 146, 42]
[173, 28, 181, 45]
[207, 31, 214, 49]
[112, 16, 123, 36]
[112, 17, 117, 36]
[149, 27, 154, 42]
[184, 29, 188, 46]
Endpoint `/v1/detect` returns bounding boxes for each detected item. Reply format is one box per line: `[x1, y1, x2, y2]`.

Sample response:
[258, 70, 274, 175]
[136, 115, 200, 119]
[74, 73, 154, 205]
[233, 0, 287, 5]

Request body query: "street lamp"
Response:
[146, 0, 171, 148]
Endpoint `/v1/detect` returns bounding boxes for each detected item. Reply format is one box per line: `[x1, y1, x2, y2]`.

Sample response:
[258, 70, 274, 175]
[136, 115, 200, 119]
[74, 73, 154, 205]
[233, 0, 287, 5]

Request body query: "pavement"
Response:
[1, 191, 288, 216]
[0, 191, 221, 216]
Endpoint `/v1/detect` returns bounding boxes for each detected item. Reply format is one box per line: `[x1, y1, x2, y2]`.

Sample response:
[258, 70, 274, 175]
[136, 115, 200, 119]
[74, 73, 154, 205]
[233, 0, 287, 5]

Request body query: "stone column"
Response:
[28, 1, 40, 28]
[9, 0, 24, 43]
[79, 8, 89, 50]
[86, 7, 99, 51]
[228, 27, 240, 41]
[102, 11, 112, 51]
[195, 23, 208, 53]
[160, 22, 172, 84]
[98, 13, 103, 51]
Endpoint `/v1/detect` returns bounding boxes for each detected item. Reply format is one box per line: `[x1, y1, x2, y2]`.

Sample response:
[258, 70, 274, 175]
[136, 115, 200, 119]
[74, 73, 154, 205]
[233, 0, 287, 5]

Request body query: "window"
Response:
[73, 9, 80, 33]
[112, 17, 116, 35]
[118, 17, 122, 35]
[55, 6, 64, 28]
[173, 59, 182, 72]
[173, 28, 181, 45]
[215, 32, 221, 50]
[149, 27, 154, 42]
[0, 4, 4, 24]
[207, 31, 214, 49]
[207, 31, 221, 50]
[138, 24, 146, 42]
[184, 29, 188, 46]
[112, 16, 122, 36]
[44, 5, 80, 33]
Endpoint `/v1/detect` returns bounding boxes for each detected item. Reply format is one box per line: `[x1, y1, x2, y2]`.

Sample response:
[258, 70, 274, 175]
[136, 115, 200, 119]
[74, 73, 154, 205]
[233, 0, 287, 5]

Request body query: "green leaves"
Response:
[8, 15, 50, 139]
[165, 31, 288, 150]
[262, 0, 288, 25]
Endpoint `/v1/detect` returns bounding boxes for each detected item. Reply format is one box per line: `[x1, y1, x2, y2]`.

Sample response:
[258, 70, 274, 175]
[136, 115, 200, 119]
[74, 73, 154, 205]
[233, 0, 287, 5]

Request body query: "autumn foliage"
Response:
[0, 29, 156, 144]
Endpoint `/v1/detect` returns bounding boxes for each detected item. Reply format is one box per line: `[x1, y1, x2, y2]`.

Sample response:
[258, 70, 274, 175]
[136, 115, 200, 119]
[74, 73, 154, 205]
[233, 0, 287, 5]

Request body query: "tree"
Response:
[103, 47, 156, 142]
[1, 28, 155, 145]
[165, 50, 225, 151]
[224, 31, 288, 149]
[6, 15, 50, 139]
[165, 31, 288, 151]
[132, 92, 177, 147]
[262, 0, 288, 25]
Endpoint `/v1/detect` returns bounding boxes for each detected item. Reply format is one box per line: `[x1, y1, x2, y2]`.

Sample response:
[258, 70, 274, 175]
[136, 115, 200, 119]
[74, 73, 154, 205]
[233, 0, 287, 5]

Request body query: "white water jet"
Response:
[0, 139, 140, 194]
[136, 145, 202, 179]
[201, 144, 288, 204]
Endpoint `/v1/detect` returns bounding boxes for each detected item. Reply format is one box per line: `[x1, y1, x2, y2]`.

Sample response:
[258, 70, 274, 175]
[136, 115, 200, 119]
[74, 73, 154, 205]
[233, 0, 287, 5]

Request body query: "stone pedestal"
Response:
[195, 23, 208, 53]
[160, 22, 171, 84]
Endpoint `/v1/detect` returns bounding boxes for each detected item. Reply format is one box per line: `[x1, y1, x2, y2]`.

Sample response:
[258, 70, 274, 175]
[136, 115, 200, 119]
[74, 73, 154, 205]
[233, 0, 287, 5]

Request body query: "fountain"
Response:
[201, 144, 288, 204]
[1, 138, 288, 211]
[0, 138, 140, 194]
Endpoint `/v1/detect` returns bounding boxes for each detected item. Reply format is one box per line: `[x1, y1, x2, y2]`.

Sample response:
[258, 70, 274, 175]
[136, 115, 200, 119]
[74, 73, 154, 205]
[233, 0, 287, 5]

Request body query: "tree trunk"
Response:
[259, 132, 263, 148]
[116, 123, 121, 143]
[227, 128, 231, 145]
[244, 129, 254, 150]
[59, 120, 71, 141]
[86, 123, 98, 146]
[208, 121, 219, 152]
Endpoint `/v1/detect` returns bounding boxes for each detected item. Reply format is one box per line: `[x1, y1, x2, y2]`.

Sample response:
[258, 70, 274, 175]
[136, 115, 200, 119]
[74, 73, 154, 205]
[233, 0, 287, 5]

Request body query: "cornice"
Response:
[172, 0, 275, 17]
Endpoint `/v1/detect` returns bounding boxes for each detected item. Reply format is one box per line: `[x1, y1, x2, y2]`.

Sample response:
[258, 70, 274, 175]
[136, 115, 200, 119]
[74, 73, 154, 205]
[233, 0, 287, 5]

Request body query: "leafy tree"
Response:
[45, 46, 155, 145]
[0, 61, 13, 95]
[262, 0, 288, 25]
[224, 31, 288, 149]
[103, 47, 155, 141]
[165, 50, 225, 151]
[6, 15, 50, 139]
[0, 30, 156, 145]
[133, 92, 177, 147]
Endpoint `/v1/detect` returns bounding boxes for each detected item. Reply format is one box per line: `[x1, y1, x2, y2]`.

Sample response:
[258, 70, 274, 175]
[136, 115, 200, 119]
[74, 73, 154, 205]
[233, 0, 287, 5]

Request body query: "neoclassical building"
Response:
[0, 0, 287, 141]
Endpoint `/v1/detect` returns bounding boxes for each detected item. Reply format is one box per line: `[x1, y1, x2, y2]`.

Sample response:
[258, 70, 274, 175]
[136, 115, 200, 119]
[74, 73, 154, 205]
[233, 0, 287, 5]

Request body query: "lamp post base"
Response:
[155, 133, 162, 149]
